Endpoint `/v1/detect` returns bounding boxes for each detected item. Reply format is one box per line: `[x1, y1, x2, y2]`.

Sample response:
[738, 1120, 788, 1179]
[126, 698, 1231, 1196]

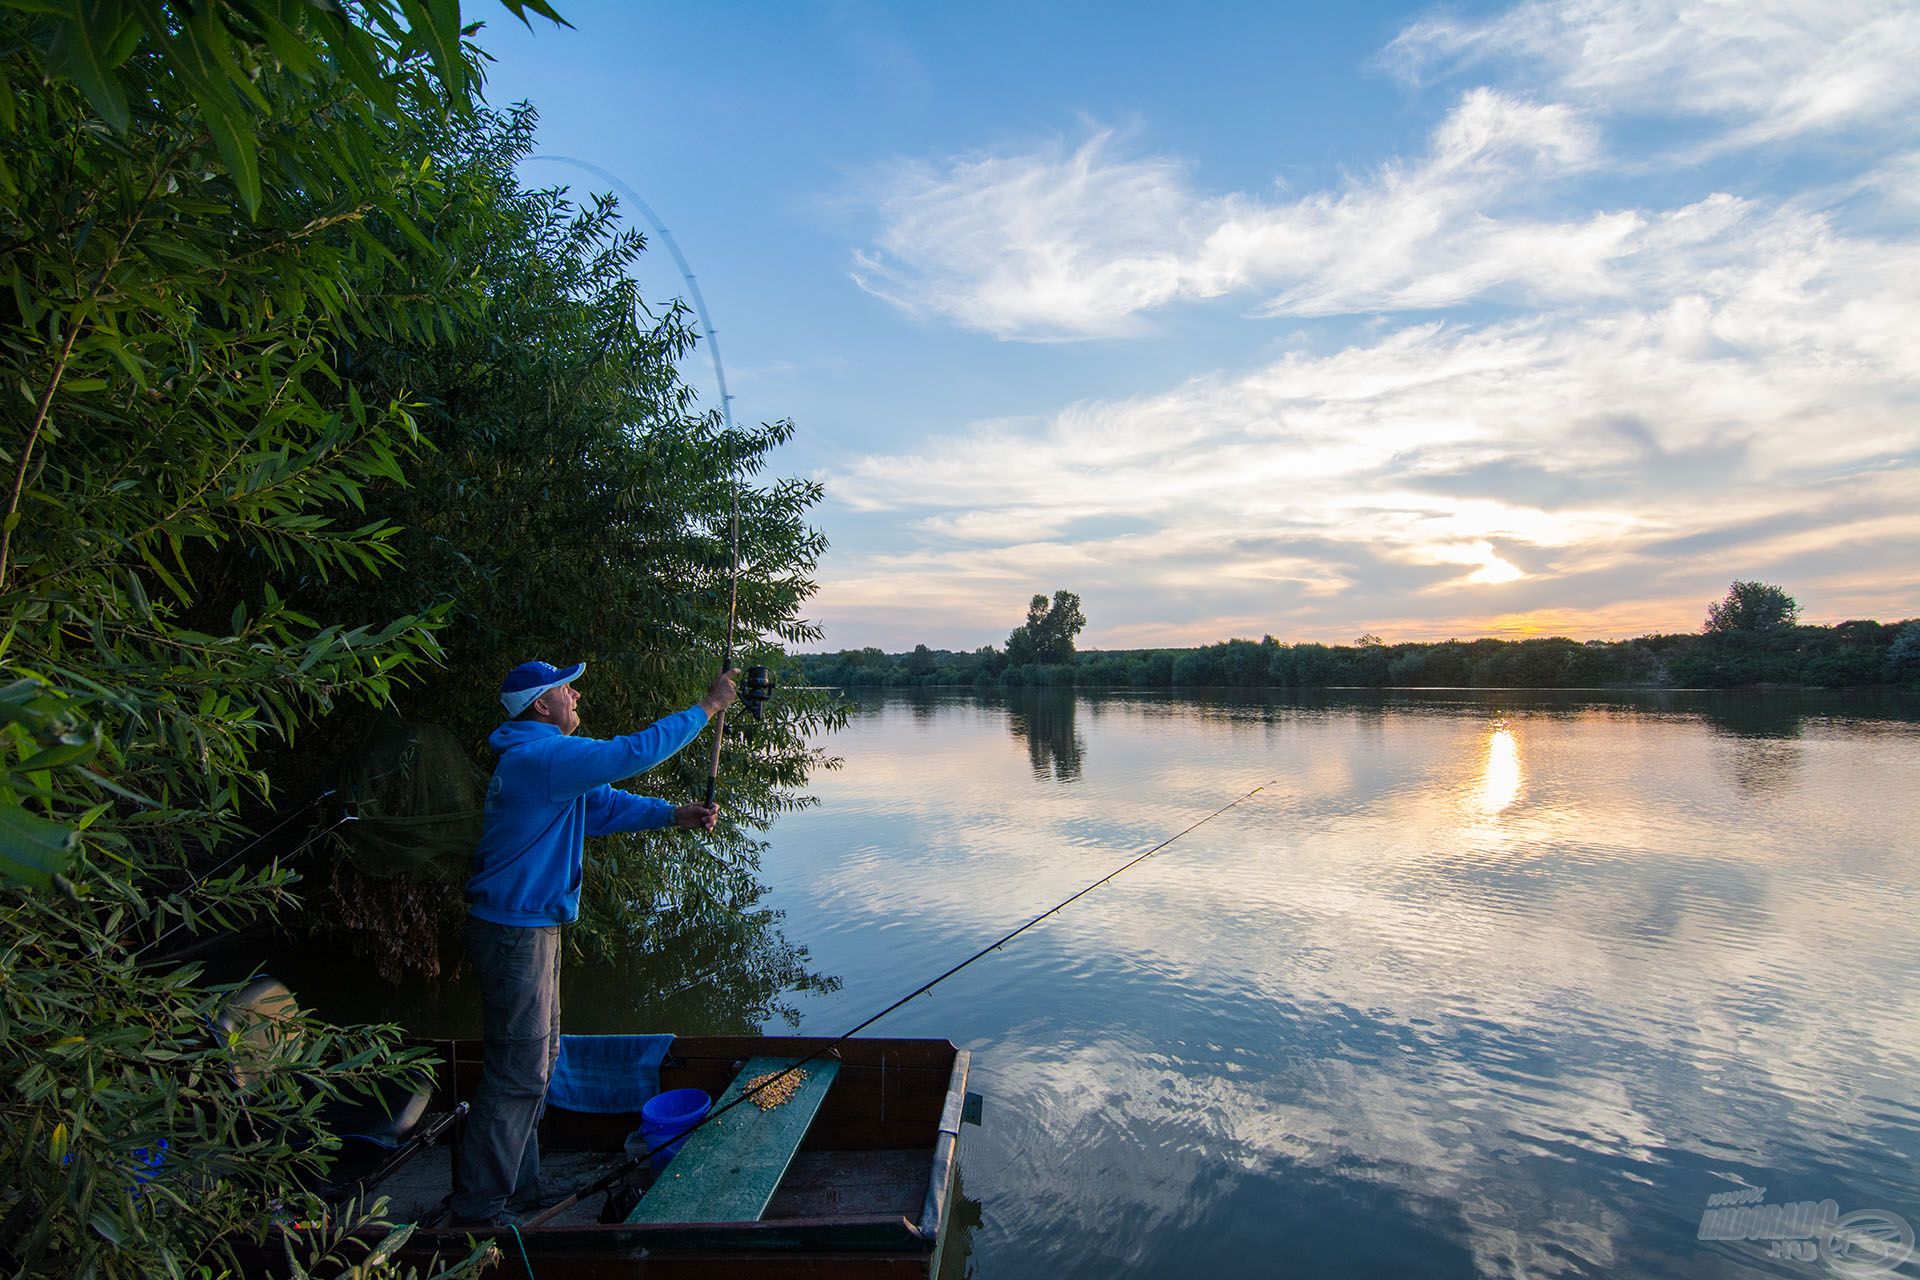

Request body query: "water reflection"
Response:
[1722, 737, 1801, 795]
[765, 688, 1920, 1279]
[1695, 692, 1814, 739]
[934, 1165, 983, 1280]
[1004, 689, 1085, 782]
[1478, 726, 1522, 815]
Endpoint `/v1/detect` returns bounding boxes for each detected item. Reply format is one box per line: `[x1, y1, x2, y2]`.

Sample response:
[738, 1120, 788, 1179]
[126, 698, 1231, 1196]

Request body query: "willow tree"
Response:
[0, 3, 554, 1275]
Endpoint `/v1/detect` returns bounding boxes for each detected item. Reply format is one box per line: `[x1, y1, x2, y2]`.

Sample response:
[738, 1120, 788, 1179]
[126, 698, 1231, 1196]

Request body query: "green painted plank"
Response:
[627, 1056, 841, 1224]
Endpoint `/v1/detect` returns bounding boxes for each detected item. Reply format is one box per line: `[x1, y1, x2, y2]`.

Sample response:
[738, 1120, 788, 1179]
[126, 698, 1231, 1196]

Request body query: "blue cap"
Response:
[500, 660, 585, 716]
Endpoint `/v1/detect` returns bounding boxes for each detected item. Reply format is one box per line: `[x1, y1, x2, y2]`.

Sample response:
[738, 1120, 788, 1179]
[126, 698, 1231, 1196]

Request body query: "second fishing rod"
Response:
[524, 771, 1280, 1227]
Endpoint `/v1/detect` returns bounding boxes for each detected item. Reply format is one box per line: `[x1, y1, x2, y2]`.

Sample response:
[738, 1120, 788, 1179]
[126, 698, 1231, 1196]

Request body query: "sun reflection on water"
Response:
[1480, 725, 1522, 814]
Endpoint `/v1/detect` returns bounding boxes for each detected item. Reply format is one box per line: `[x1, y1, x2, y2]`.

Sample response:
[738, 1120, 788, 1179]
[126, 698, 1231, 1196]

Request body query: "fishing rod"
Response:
[526, 155, 774, 807]
[523, 772, 1281, 1228]
[133, 808, 366, 960]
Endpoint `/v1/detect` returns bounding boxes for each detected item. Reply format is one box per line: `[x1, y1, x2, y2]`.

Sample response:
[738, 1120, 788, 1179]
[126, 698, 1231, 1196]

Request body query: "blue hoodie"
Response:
[465, 706, 710, 926]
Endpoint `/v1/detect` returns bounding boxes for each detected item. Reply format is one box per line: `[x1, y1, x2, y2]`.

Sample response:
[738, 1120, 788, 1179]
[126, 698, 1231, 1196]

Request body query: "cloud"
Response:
[851, 89, 1608, 339]
[848, 3, 1919, 342]
[1382, 0, 1920, 148]
[850, 128, 1213, 339]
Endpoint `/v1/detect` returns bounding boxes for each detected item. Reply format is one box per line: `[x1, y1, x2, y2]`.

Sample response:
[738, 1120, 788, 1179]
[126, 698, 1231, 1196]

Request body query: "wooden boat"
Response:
[333, 1033, 980, 1279]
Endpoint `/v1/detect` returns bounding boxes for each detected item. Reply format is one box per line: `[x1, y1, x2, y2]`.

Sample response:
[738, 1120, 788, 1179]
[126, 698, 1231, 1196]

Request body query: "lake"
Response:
[286, 687, 1920, 1277]
[757, 688, 1920, 1279]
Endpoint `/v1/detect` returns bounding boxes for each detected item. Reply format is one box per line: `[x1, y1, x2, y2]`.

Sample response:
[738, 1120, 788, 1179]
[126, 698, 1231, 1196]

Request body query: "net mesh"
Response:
[333, 718, 485, 879]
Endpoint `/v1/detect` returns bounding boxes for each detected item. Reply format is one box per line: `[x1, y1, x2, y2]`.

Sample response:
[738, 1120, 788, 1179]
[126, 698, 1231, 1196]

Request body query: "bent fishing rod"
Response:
[526, 155, 773, 807]
[523, 773, 1281, 1227]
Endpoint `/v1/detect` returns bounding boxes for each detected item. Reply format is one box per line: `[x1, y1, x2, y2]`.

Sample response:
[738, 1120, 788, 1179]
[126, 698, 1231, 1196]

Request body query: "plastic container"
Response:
[634, 1087, 711, 1168]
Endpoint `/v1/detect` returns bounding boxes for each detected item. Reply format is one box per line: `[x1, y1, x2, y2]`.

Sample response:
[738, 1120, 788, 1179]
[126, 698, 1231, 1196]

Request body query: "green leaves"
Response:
[42, 0, 140, 133]
[395, 0, 466, 103]
[1704, 580, 1800, 633]
[0, 678, 101, 889]
[298, 105, 837, 971]
[498, 0, 570, 26]
[8, 1, 560, 215]
[1, 902, 495, 1277]
[0, 797, 79, 888]
[0, 5, 559, 1273]
[0, 6, 825, 1274]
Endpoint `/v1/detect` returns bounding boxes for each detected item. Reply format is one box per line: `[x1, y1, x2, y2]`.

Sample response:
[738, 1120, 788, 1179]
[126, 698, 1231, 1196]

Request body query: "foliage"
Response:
[2, 0, 562, 216]
[0, 2, 582, 1275]
[0, 676, 100, 889]
[804, 581, 1894, 694]
[3, 898, 491, 1277]
[1005, 590, 1085, 666]
[0, 0, 481, 885]
[274, 1196, 496, 1279]
[1890, 622, 1920, 685]
[1704, 580, 1800, 633]
[796, 618, 1920, 692]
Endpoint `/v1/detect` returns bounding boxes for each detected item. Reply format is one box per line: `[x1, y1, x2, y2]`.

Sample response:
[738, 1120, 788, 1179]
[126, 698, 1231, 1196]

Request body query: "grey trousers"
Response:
[451, 918, 561, 1221]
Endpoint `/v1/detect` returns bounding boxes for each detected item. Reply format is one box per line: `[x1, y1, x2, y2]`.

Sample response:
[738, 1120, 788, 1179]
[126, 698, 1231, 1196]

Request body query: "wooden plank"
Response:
[627, 1057, 841, 1224]
[667, 1037, 957, 1071]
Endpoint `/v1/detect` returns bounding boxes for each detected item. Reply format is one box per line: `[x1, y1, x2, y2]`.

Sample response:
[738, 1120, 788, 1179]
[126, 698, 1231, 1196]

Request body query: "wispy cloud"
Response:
[850, 127, 1214, 339]
[1381, 0, 1920, 149]
[852, 89, 1606, 339]
[849, 2, 1920, 343]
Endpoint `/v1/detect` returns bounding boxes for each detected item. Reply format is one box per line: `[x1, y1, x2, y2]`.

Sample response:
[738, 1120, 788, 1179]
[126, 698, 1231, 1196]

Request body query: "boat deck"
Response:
[315, 1035, 975, 1278]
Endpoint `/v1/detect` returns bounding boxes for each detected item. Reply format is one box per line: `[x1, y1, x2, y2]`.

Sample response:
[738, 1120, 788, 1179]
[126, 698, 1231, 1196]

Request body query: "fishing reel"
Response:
[740, 665, 776, 721]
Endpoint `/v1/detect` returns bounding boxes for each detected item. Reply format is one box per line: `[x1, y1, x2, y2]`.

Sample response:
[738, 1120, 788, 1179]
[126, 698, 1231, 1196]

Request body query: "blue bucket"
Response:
[638, 1087, 710, 1167]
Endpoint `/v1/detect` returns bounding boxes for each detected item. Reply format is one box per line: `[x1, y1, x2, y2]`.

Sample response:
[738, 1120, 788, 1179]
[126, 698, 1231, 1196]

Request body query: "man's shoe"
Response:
[507, 1177, 584, 1212]
[448, 1208, 526, 1230]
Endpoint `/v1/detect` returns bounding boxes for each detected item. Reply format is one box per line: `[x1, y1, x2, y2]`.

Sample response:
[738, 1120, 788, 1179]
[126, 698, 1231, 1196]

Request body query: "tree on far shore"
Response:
[1705, 581, 1800, 633]
[1006, 590, 1087, 665]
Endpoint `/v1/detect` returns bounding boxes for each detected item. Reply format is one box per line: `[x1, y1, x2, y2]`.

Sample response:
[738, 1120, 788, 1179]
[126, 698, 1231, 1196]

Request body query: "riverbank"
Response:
[799, 621, 1920, 691]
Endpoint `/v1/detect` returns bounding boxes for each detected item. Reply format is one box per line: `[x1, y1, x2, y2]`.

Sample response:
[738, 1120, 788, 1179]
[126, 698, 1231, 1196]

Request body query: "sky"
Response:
[477, 1, 1920, 652]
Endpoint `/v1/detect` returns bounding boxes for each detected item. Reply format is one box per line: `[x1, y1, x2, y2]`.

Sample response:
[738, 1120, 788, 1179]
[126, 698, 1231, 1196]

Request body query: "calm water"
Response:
[763, 689, 1920, 1279]
[285, 688, 1920, 1277]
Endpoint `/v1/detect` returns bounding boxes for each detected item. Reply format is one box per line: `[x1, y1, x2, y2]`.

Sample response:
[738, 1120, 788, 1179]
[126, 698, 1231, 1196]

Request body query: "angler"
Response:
[452, 658, 738, 1229]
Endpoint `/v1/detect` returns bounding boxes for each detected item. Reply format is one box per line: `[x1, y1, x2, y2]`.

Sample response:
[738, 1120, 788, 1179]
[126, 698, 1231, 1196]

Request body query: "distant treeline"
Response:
[797, 620, 1920, 691]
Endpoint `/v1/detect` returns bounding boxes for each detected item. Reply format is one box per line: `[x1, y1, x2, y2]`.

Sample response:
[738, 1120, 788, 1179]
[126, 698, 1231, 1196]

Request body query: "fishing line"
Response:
[525, 154, 746, 807]
[494, 157, 1289, 1227]
[144, 160, 742, 958]
[133, 808, 348, 960]
[526, 773, 1280, 1227]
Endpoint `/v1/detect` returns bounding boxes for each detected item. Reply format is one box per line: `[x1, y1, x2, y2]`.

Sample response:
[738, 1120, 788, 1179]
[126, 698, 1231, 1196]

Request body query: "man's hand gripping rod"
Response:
[703, 662, 774, 806]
